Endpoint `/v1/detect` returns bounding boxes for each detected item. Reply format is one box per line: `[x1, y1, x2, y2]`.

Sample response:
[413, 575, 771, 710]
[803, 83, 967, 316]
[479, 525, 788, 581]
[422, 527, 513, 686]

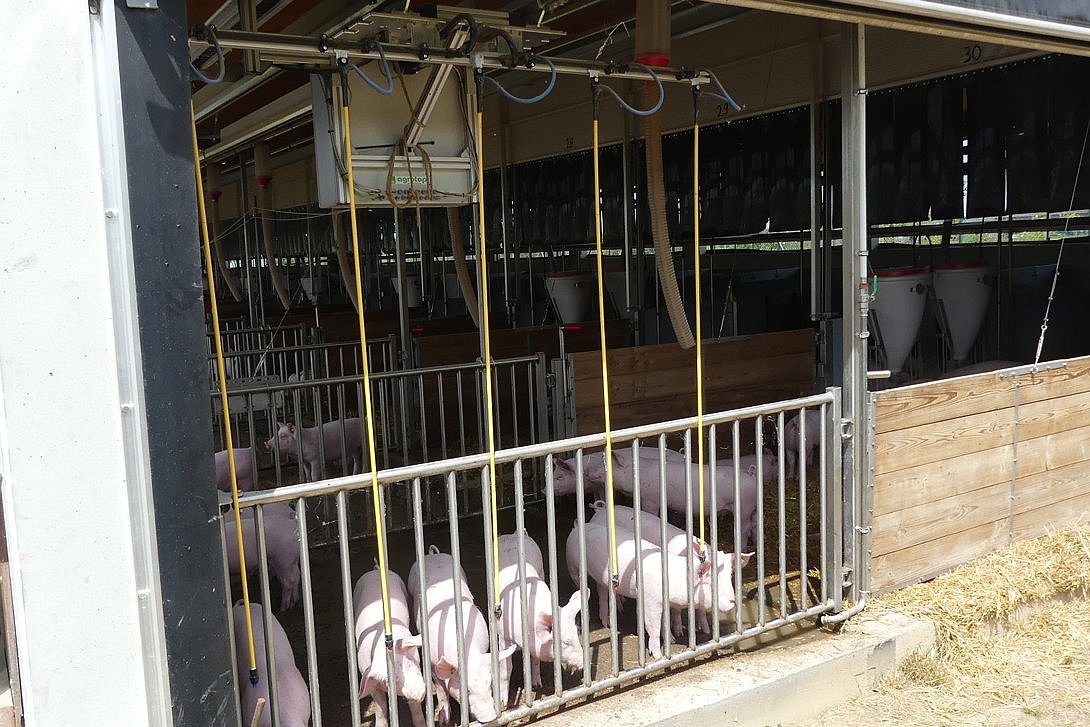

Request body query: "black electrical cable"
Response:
[190, 26, 225, 85]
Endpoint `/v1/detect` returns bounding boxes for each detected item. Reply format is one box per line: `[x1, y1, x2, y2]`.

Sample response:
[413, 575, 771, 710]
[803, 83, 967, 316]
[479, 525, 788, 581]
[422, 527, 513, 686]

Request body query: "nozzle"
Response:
[249, 668, 259, 686]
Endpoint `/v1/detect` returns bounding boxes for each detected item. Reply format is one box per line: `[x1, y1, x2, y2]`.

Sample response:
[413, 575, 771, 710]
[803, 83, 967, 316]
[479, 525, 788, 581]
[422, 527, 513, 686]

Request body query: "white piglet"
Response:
[215, 446, 260, 492]
[783, 410, 822, 480]
[233, 603, 311, 727]
[587, 501, 752, 635]
[407, 546, 516, 724]
[224, 503, 301, 611]
[565, 521, 738, 659]
[353, 564, 427, 727]
[265, 418, 364, 482]
[496, 531, 585, 703]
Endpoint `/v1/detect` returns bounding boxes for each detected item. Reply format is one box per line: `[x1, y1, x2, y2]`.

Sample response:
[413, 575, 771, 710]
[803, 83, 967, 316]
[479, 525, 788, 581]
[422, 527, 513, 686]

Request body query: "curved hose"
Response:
[346, 40, 394, 96]
[644, 81, 695, 349]
[190, 27, 226, 85]
[256, 192, 292, 311]
[439, 13, 479, 55]
[476, 55, 557, 105]
[596, 63, 665, 117]
[209, 201, 243, 303]
[332, 211, 360, 312]
[693, 67, 741, 111]
[447, 208, 480, 327]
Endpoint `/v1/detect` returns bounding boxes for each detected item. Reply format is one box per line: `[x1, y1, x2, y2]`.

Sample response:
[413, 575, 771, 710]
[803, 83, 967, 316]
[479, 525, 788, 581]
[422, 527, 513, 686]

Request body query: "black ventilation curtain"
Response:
[824, 99, 843, 230]
[1006, 60, 1053, 214]
[767, 107, 810, 232]
[1047, 55, 1090, 211]
[662, 130, 688, 240]
[926, 79, 966, 220]
[866, 89, 897, 223]
[717, 123, 747, 235]
[483, 167, 503, 247]
[599, 144, 626, 243]
[892, 84, 931, 222]
[699, 123, 725, 237]
[740, 116, 771, 234]
[965, 71, 1008, 217]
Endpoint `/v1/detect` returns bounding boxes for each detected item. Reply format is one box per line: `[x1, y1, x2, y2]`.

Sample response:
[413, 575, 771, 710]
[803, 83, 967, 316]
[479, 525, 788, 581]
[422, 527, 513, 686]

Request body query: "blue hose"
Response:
[693, 66, 741, 112]
[347, 40, 394, 96]
[477, 55, 557, 105]
[595, 63, 665, 117]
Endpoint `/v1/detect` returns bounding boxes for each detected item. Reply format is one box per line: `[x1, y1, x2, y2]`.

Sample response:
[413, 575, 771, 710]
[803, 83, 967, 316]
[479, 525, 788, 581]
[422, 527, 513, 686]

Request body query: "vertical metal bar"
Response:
[410, 477, 436, 727]
[755, 419, 766, 627]
[399, 375, 410, 464]
[296, 497, 322, 727]
[438, 372, 449, 460]
[543, 454, 564, 698]
[457, 370, 467, 458]
[827, 390, 844, 612]
[820, 401, 829, 606]
[732, 421, 743, 635]
[445, 473, 470, 727]
[254, 506, 282, 727]
[510, 363, 520, 449]
[658, 435, 670, 659]
[395, 209, 412, 369]
[513, 460, 533, 708]
[219, 512, 244, 727]
[777, 412, 788, 617]
[799, 409, 809, 612]
[418, 374, 429, 464]
[630, 439, 646, 668]
[480, 464, 503, 717]
[574, 449, 591, 687]
[336, 492, 362, 727]
[708, 423, 720, 642]
[682, 429, 696, 650]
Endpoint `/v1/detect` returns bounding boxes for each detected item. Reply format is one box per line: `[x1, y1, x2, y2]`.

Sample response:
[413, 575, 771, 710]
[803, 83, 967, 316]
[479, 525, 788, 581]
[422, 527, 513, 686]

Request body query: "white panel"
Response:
[0, 1, 170, 724]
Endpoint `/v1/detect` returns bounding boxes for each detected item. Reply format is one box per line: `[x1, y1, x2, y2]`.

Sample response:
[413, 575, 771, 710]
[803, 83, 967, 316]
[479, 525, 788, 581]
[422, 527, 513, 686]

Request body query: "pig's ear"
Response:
[434, 657, 458, 680]
[562, 589, 583, 615]
[394, 635, 422, 653]
[288, 423, 296, 433]
[496, 644, 518, 661]
[358, 667, 380, 698]
[429, 544, 440, 555]
[557, 458, 574, 472]
[536, 612, 554, 634]
[591, 500, 606, 512]
[739, 551, 755, 568]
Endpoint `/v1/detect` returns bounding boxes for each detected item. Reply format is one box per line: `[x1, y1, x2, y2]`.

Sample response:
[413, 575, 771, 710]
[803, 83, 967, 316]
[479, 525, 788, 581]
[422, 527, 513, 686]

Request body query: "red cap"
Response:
[635, 54, 670, 68]
[256, 175, 272, 188]
[410, 326, 424, 334]
[874, 267, 927, 278]
[562, 323, 584, 333]
[209, 190, 222, 202]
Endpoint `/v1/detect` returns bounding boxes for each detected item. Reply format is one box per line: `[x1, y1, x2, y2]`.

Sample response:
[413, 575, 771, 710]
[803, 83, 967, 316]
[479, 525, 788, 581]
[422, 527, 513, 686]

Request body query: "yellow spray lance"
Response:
[190, 102, 259, 686]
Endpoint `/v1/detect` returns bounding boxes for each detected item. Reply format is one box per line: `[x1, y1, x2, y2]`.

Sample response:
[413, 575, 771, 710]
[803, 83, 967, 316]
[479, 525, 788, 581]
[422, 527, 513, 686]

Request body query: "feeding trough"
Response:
[932, 262, 993, 364]
[871, 267, 929, 373]
[392, 274, 423, 308]
[545, 271, 593, 324]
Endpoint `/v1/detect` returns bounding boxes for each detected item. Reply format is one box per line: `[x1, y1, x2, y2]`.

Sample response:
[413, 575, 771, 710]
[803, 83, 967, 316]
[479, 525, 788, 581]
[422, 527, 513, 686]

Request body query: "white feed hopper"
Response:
[392, 274, 423, 308]
[871, 267, 929, 373]
[932, 262, 993, 363]
[546, 271, 593, 324]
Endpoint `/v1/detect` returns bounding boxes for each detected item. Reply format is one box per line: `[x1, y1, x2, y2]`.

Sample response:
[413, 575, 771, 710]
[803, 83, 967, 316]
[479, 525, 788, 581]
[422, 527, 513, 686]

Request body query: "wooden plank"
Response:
[570, 329, 813, 383]
[874, 389, 1090, 476]
[874, 424, 1090, 515]
[574, 352, 812, 409]
[871, 518, 1008, 592]
[1012, 490, 1090, 541]
[875, 355, 1090, 435]
[873, 457, 1090, 556]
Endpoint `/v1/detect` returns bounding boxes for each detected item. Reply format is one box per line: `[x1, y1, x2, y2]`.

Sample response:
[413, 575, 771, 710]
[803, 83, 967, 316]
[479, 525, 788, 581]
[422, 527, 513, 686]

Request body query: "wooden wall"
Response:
[871, 356, 1090, 592]
[569, 329, 815, 435]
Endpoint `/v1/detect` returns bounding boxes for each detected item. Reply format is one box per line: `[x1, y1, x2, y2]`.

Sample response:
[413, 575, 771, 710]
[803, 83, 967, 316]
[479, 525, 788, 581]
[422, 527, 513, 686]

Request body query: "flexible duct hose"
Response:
[332, 211, 360, 312]
[643, 84, 695, 349]
[447, 207, 480, 328]
[257, 189, 292, 310]
[206, 181, 243, 302]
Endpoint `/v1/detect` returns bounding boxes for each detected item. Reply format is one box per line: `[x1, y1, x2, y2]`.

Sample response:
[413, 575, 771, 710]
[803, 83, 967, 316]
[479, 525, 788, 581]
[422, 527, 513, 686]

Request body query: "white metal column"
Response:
[840, 22, 871, 601]
[0, 1, 171, 724]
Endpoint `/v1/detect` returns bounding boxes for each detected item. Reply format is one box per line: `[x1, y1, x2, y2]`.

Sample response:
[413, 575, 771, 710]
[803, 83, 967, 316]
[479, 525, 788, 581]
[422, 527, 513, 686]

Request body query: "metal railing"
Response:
[206, 323, 320, 355]
[208, 336, 398, 388]
[219, 388, 859, 727]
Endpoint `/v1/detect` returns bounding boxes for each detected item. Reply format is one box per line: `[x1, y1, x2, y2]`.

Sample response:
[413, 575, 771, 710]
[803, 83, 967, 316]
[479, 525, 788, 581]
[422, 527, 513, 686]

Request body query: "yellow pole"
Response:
[693, 119, 707, 559]
[474, 105, 503, 616]
[342, 99, 394, 638]
[190, 102, 259, 685]
[592, 116, 620, 586]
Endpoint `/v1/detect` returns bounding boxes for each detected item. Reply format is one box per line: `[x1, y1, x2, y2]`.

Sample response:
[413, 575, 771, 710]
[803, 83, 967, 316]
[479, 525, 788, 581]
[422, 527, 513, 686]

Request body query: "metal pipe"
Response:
[574, 449, 591, 687]
[513, 461, 533, 708]
[336, 492, 362, 727]
[543, 455, 564, 698]
[395, 209, 411, 370]
[444, 472, 470, 727]
[410, 478, 437, 727]
[630, 439, 646, 667]
[658, 434, 670, 659]
[295, 498, 323, 727]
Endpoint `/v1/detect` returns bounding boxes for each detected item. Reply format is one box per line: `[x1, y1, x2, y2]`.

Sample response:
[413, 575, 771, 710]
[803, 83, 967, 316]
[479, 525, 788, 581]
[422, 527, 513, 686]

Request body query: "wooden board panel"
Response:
[874, 424, 1090, 515]
[874, 389, 1090, 476]
[875, 355, 1090, 435]
[1012, 491, 1090, 541]
[571, 330, 815, 435]
[418, 319, 630, 367]
[871, 518, 1009, 592]
[873, 457, 1090, 556]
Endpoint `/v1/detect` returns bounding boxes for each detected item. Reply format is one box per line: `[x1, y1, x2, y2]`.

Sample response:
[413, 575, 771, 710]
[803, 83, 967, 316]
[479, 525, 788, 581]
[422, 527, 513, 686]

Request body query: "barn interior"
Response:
[193, 1, 1090, 725]
[4, 1, 1090, 726]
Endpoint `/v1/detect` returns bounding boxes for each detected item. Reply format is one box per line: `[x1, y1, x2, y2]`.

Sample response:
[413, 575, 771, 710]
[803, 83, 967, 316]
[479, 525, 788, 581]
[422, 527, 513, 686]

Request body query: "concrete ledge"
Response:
[533, 610, 934, 727]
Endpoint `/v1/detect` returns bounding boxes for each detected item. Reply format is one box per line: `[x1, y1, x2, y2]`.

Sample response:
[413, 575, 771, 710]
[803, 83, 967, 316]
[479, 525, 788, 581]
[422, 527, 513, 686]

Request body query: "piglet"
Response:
[353, 564, 427, 727]
[783, 410, 822, 480]
[552, 446, 688, 498]
[233, 603, 311, 727]
[496, 531, 585, 703]
[587, 501, 752, 635]
[265, 418, 363, 482]
[565, 521, 737, 659]
[215, 446, 260, 493]
[224, 502, 301, 611]
[407, 546, 516, 724]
